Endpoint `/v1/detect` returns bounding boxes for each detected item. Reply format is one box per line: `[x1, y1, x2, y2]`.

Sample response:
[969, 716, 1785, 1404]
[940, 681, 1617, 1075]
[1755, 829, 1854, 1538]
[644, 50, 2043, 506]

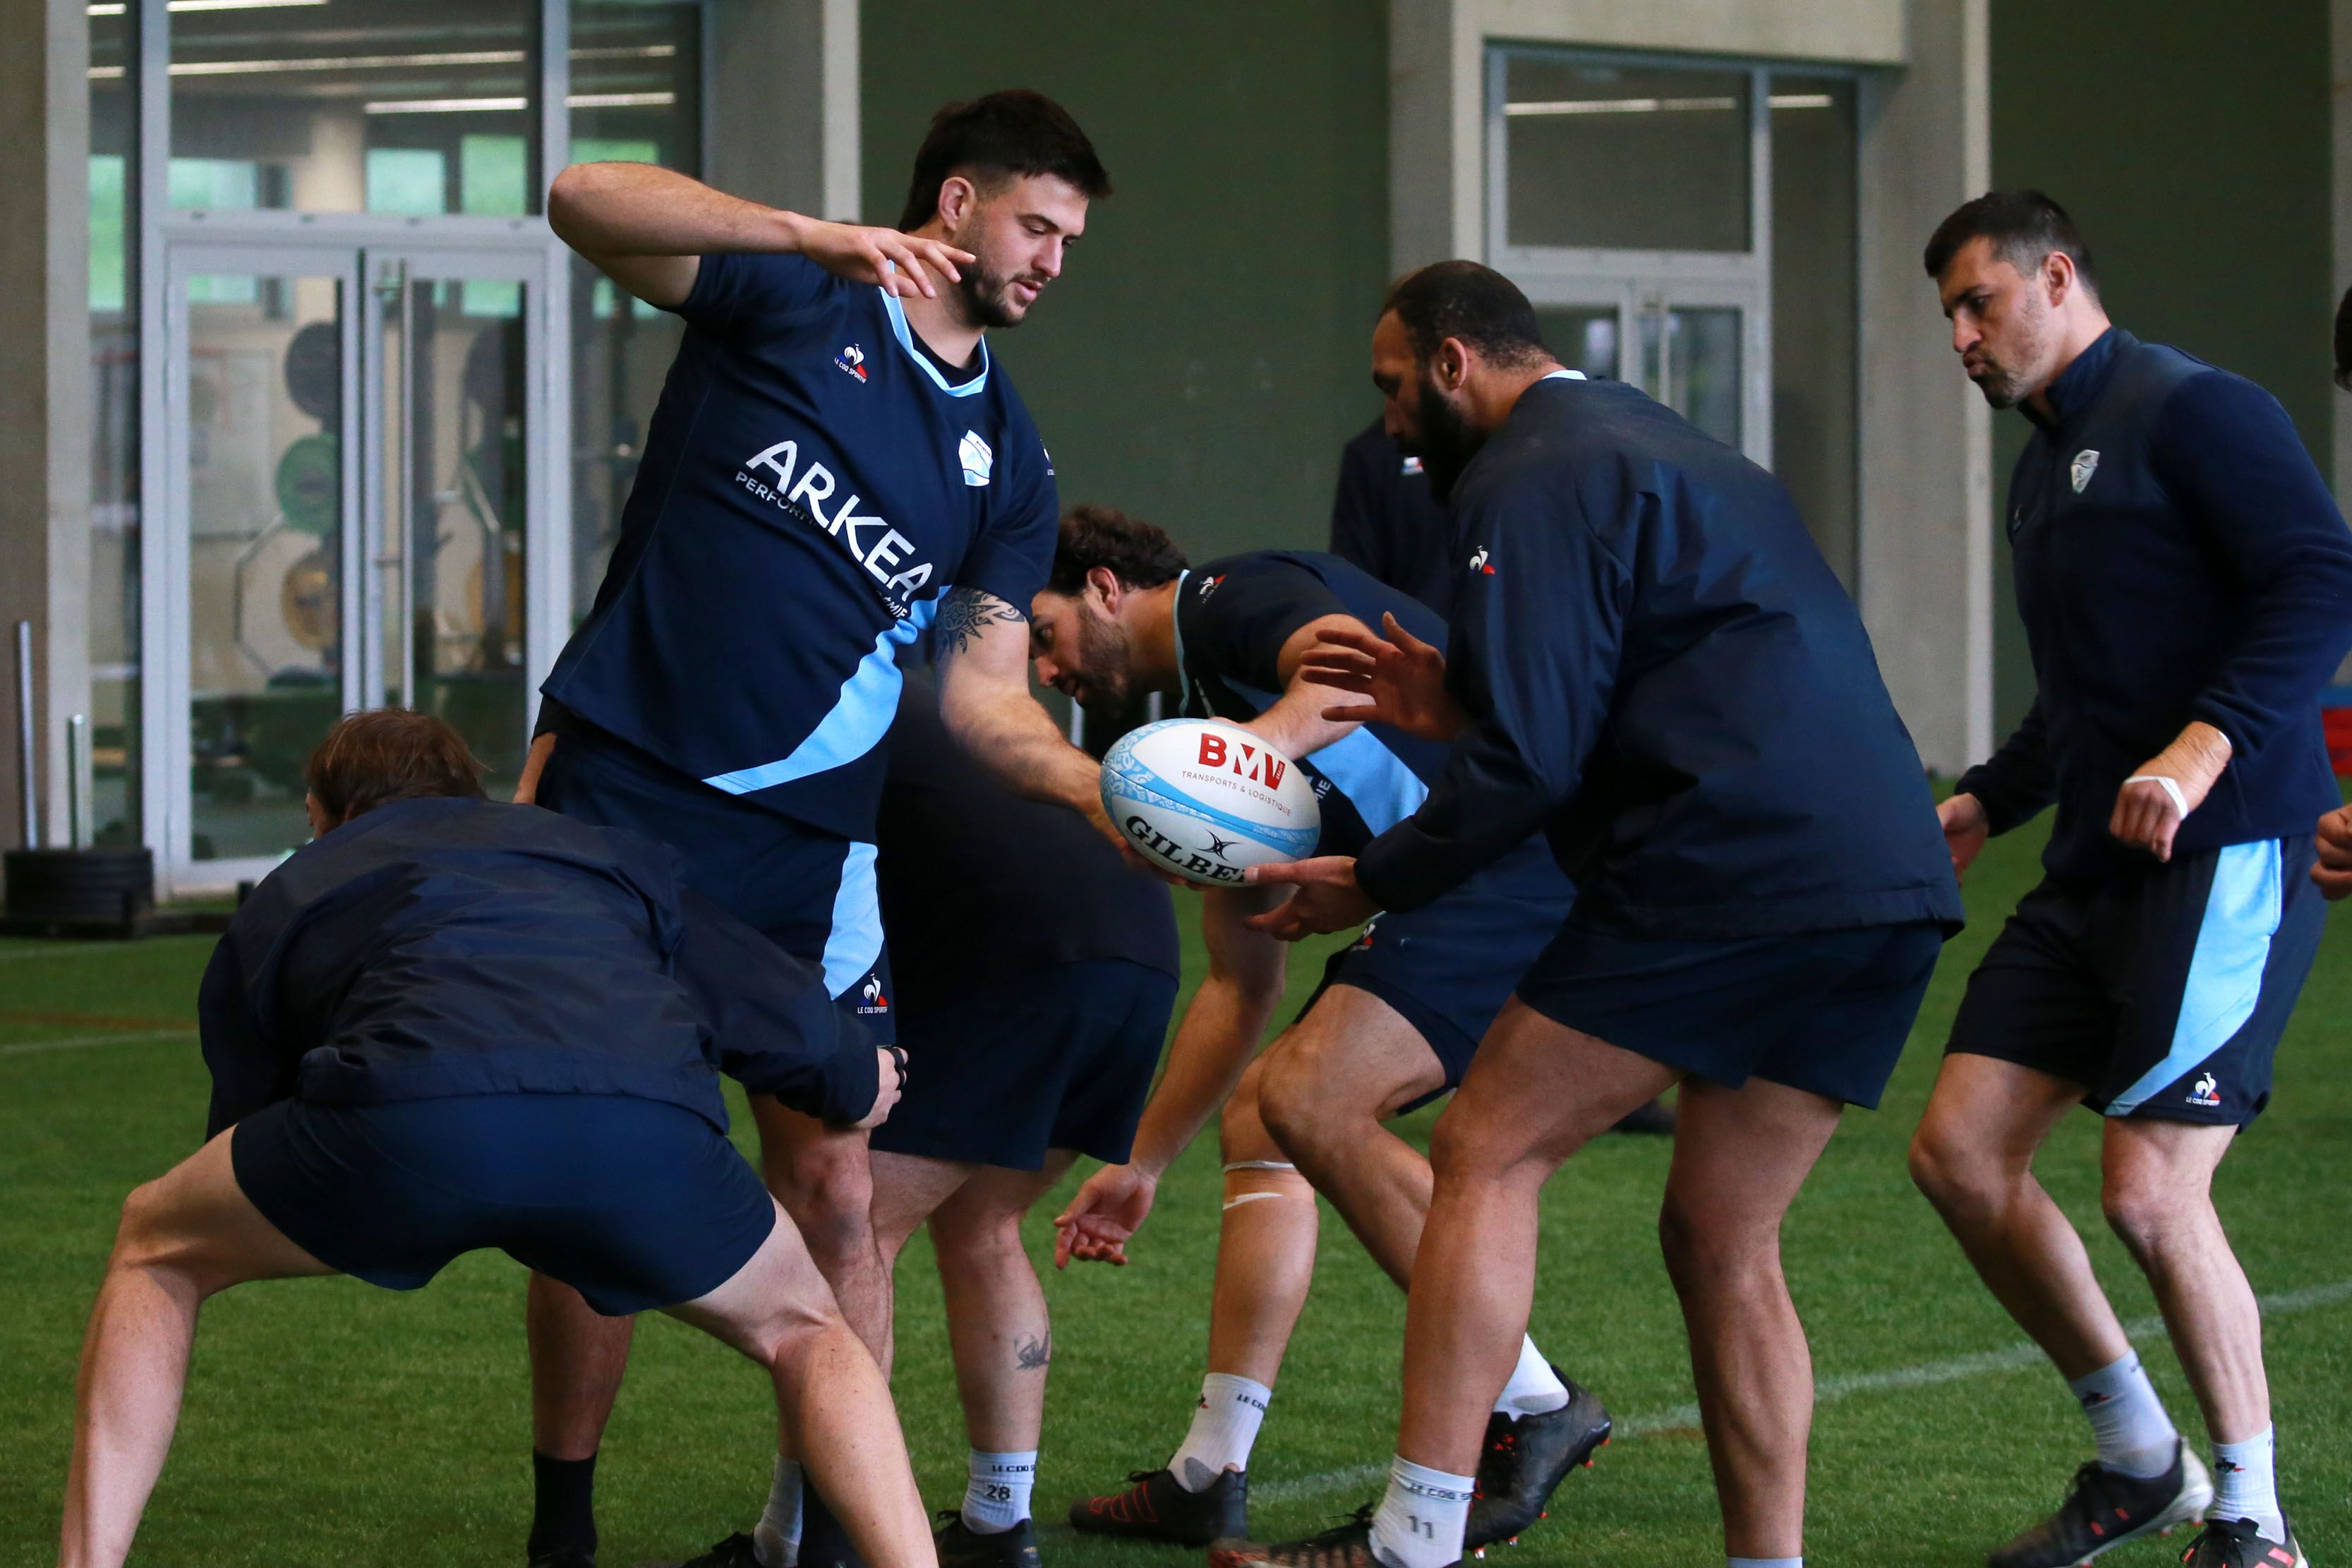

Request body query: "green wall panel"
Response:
[862, 3, 1391, 568]
[1987, 0, 2333, 737]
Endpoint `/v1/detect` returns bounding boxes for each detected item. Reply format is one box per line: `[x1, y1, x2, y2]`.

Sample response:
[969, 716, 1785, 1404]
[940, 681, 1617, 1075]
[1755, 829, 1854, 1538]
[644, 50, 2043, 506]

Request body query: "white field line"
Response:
[0, 1027, 196, 1056]
[1257, 1274, 2352, 1503]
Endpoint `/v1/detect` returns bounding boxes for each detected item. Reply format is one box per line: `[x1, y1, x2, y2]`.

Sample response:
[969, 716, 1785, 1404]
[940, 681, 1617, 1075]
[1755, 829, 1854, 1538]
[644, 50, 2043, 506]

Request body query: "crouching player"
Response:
[869, 654, 1181, 1568]
[1030, 510, 1610, 1550]
[57, 711, 932, 1568]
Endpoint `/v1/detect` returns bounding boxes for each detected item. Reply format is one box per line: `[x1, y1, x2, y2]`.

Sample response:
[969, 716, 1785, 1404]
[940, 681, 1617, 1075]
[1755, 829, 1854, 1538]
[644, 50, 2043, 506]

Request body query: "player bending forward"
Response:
[1912, 192, 2352, 1568]
[1031, 510, 1610, 1550]
[58, 711, 928, 1568]
[1229, 263, 1962, 1568]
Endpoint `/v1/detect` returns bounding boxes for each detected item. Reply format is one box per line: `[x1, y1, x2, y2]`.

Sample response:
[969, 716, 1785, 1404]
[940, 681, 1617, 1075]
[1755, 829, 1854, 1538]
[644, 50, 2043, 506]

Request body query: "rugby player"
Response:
[1327, 421, 1673, 1139]
[868, 656, 1179, 1568]
[1910, 192, 2352, 1568]
[515, 92, 1114, 1568]
[1228, 262, 1962, 1568]
[1030, 509, 1610, 1550]
[59, 711, 927, 1568]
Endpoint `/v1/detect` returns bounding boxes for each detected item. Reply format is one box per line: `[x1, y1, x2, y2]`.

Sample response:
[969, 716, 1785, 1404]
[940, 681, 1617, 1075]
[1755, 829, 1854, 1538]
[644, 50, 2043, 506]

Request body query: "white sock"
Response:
[1728, 1558, 1802, 1567]
[2067, 1351, 2177, 1479]
[1492, 1336, 1570, 1417]
[962, 1449, 1037, 1534]
[1368, 1455, 1473, 1568]
[2212, 1426, 2284, 1540]
[753, 1456, 802, 1568]
[1169, 1372, 1272, 1492]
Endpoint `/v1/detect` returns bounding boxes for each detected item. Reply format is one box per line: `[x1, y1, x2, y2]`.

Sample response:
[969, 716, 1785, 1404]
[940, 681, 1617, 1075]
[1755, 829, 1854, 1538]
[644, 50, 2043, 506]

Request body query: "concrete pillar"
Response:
[0, 0, 95, 850]
[1389, 0, 1483, 270]
[1855, 0, 1994, 773]
[710, 0, 860, 221]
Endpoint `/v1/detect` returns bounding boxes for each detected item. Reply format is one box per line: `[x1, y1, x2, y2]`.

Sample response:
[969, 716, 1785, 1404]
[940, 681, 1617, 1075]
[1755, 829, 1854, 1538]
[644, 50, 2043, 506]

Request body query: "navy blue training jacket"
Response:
[1955, 327, 2352, 883]
[1354, 374, 1965, 939]
[198, 796, 877, 1138]
[1329, 418, 1458, 622]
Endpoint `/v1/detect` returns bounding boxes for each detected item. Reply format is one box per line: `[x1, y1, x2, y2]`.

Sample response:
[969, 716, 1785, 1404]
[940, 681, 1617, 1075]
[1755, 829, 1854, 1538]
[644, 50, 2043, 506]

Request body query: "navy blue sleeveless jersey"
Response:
[543, 251, 1059, 838]
[1172, 551, 1479, 860]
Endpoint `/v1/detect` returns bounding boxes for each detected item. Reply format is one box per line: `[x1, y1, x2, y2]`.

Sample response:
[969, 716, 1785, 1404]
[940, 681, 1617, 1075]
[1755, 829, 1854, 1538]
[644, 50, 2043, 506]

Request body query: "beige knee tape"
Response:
[1221, 1159, 1309, 1212]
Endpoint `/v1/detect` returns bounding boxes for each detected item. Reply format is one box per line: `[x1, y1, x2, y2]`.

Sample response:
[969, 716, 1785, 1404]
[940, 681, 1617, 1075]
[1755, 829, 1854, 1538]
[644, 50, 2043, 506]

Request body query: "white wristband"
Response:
[2124, 774, 2189, 817]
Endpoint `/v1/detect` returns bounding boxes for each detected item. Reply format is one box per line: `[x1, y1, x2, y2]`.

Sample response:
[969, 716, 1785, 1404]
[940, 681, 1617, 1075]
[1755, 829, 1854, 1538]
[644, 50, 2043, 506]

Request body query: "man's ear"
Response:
[2042, 248, 2077, 306]
[934, 174, 979, 233]
[1432, 337, 1472, 392]
[1086, 564, 1125, 613]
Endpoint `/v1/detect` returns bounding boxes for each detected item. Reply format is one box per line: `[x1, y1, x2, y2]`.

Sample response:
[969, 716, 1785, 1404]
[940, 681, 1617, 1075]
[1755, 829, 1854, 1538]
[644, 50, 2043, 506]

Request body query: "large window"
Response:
[1488, 47, 1861, 590]
[167, 0, 539, 216]
[565, 1, 702, 615]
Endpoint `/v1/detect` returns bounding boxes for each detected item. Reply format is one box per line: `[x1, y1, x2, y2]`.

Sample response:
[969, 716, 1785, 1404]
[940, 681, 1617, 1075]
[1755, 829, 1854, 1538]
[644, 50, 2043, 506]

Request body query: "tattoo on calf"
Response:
[1014, 1332, 1051, 1372]
[936, 586, 1027, 654]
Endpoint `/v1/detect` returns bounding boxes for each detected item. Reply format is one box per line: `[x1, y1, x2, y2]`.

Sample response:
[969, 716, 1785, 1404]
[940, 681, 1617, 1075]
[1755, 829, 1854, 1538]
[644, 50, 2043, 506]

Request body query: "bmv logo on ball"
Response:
[1100, 718, 1321, 886]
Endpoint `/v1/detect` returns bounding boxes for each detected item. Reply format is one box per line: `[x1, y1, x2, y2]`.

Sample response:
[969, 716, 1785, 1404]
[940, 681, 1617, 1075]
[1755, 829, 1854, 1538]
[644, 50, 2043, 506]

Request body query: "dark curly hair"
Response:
[899, 90, 1113, 231]
[1050, 505, 1188, 596]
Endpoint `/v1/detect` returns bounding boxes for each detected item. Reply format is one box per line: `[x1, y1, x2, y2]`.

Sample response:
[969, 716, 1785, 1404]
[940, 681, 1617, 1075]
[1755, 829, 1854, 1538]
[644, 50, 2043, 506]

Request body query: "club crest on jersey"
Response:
[2188, 1071, 2221, 1107]
[835, 343, 867, 382]
[958, 430, 994, 487]
[1469, 545, 1495, 574]
[2070, 449, 2100, 493]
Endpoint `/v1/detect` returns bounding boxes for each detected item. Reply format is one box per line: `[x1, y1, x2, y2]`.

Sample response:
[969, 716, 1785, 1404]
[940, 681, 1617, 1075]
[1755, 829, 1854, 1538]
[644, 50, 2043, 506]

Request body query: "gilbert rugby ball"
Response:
[1100, 718, 1321, 886]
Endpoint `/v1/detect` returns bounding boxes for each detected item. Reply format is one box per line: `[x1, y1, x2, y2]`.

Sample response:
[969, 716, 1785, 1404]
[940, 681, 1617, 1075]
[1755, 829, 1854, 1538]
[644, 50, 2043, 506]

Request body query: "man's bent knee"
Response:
[1657, 1194, 1778, 1297]
[2099, 1150, 2212, 1260]
[1258, 1049, 1368, 1164]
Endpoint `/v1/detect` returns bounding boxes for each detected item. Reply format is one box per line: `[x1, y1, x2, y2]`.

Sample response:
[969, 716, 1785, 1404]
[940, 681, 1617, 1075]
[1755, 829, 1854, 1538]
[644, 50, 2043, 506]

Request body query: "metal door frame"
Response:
[147, 219, 565, 895]
[1484, 45, 1775, 468]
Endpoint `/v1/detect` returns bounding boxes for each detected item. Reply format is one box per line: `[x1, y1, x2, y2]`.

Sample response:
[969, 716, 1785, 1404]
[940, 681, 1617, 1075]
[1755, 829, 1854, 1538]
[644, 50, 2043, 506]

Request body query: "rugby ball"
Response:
[1100, 718, 1322, 886]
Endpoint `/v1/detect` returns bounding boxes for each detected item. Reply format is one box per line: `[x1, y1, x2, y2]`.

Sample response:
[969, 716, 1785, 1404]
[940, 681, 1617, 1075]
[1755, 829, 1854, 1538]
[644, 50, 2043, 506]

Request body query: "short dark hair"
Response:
[898, 90, 1112, 231]
[1050, 505, 1188, 596]
[305, 708, 485, 824]
[1380, 262, 1550, 368]
[1922, 189, 2097, 291]
[2334, 287, 2352, 393]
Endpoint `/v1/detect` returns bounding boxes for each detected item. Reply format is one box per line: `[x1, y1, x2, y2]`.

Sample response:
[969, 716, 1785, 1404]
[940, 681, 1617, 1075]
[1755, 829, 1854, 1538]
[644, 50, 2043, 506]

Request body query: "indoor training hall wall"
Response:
[1986, 0, 2335, 735]
[860, 1, 1393, 567]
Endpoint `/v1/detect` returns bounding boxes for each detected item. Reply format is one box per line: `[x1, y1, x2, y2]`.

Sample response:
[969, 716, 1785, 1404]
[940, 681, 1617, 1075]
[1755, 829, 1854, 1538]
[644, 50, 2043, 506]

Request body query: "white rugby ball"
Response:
[1100, 718, 1322, 886]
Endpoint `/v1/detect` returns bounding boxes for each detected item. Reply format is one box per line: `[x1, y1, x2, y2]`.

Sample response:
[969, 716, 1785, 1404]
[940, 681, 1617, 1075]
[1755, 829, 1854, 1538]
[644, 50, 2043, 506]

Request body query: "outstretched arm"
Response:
[1055, 886, 1289, 1266]
[546, 160, 973, 310]
[934, 586, 1129, 852]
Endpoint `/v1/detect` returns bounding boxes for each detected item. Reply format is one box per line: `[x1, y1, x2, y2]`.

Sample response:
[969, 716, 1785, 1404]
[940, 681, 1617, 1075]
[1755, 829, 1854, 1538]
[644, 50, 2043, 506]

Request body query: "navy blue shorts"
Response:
[1514, 921, 1946, 1109]
[231, 1094, 778, 1316]
[870, 959, 1178, 1169]
[1947, 836, 2322, 1127]
[1303, 838, 1574, 1112]
[538, 714, 893, 1042]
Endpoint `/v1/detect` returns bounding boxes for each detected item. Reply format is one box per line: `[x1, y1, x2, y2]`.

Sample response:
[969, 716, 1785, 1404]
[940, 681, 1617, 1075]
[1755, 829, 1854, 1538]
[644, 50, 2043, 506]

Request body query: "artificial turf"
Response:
[1, 814, 2346, 1564]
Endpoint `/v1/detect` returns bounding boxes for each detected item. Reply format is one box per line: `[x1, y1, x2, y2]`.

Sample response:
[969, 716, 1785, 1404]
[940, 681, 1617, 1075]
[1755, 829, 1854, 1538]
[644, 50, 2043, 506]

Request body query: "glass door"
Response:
[159, 244, 361, 881]
[155, 236, 553, 891]
[1528, 281, 1768, 463]
[363, 250, 547, 800]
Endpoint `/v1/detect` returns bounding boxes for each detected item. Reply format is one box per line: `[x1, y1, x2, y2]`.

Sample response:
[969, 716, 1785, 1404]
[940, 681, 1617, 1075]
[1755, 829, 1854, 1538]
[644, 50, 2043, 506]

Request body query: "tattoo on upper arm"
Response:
[1014, 1332, 1051, 1372]
[935, 586, 1027, 655]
